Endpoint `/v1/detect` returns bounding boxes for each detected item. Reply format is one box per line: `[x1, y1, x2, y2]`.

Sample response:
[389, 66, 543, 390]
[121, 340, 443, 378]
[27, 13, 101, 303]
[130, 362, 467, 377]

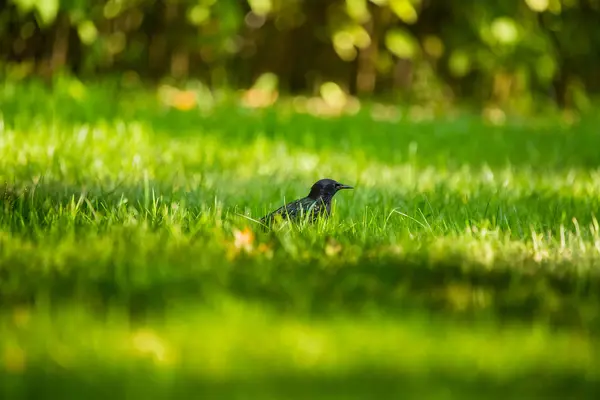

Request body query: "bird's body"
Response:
[261, 196, 328, 224]
[260, 178, 353, 227]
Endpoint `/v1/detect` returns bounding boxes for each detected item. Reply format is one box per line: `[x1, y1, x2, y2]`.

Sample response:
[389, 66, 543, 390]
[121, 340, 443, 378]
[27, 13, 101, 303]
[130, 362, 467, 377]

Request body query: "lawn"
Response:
[1, 79, 600, 399]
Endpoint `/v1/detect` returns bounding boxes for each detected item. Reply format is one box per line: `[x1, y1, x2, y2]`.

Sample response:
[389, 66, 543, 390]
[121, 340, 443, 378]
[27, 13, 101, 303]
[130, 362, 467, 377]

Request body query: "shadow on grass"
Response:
[2, 180, 600, 332]
[172, 107, 600, 171]
[1, 367, 598, 400]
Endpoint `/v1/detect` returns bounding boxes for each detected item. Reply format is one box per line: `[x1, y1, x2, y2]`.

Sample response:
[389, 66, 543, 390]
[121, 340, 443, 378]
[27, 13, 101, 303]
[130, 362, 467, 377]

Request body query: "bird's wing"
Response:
[261, 197, 317, 223]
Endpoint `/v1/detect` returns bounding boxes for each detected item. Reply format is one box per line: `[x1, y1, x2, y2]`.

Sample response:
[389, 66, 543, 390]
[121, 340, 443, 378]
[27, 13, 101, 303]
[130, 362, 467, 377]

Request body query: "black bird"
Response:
[260, 178, 353, 226]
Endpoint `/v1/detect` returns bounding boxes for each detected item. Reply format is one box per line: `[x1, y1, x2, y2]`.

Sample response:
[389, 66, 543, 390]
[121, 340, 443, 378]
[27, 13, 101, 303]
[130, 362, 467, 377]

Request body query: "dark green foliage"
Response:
[2, 0, 600, 109]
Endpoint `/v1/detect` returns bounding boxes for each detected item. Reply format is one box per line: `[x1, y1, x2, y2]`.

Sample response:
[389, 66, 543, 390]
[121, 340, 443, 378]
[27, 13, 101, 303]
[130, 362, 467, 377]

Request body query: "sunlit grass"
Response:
[1, 80, 600, 398]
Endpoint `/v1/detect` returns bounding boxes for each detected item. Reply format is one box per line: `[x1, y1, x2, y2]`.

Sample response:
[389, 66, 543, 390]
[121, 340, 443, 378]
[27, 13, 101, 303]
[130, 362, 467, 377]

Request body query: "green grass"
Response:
[1, 78, 600, 398]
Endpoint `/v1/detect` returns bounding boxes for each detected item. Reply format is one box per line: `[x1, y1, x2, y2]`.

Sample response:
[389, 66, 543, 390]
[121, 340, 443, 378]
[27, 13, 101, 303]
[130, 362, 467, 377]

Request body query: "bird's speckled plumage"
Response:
[260, 178, 353, 226]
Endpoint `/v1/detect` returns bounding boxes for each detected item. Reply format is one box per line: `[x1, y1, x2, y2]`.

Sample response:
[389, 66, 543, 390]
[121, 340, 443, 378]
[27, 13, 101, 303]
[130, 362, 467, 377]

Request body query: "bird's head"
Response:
[307, 178, 353, 200]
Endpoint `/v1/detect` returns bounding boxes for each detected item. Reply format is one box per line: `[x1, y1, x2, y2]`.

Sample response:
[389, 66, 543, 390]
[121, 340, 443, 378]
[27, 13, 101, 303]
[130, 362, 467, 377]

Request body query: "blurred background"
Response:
[2, 0, 600, 113]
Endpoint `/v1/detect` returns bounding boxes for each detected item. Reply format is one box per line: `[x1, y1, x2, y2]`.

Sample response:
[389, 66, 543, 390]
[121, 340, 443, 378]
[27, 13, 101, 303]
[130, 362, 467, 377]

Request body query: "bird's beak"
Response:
[338, 184, 353, 190]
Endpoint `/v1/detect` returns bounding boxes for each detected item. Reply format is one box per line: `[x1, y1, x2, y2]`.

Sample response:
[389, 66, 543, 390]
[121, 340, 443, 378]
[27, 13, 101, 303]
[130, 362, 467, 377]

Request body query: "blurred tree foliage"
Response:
[2, 0, 600, 110]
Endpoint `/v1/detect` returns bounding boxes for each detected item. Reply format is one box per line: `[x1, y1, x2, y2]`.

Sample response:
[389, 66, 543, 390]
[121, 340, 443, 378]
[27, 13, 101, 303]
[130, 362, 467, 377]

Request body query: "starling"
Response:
[260, 178, 353, 227]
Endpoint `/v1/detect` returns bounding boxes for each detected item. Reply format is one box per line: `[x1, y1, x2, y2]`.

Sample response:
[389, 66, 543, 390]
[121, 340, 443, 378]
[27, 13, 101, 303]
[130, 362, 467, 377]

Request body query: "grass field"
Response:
[1, 79, 600, 399]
